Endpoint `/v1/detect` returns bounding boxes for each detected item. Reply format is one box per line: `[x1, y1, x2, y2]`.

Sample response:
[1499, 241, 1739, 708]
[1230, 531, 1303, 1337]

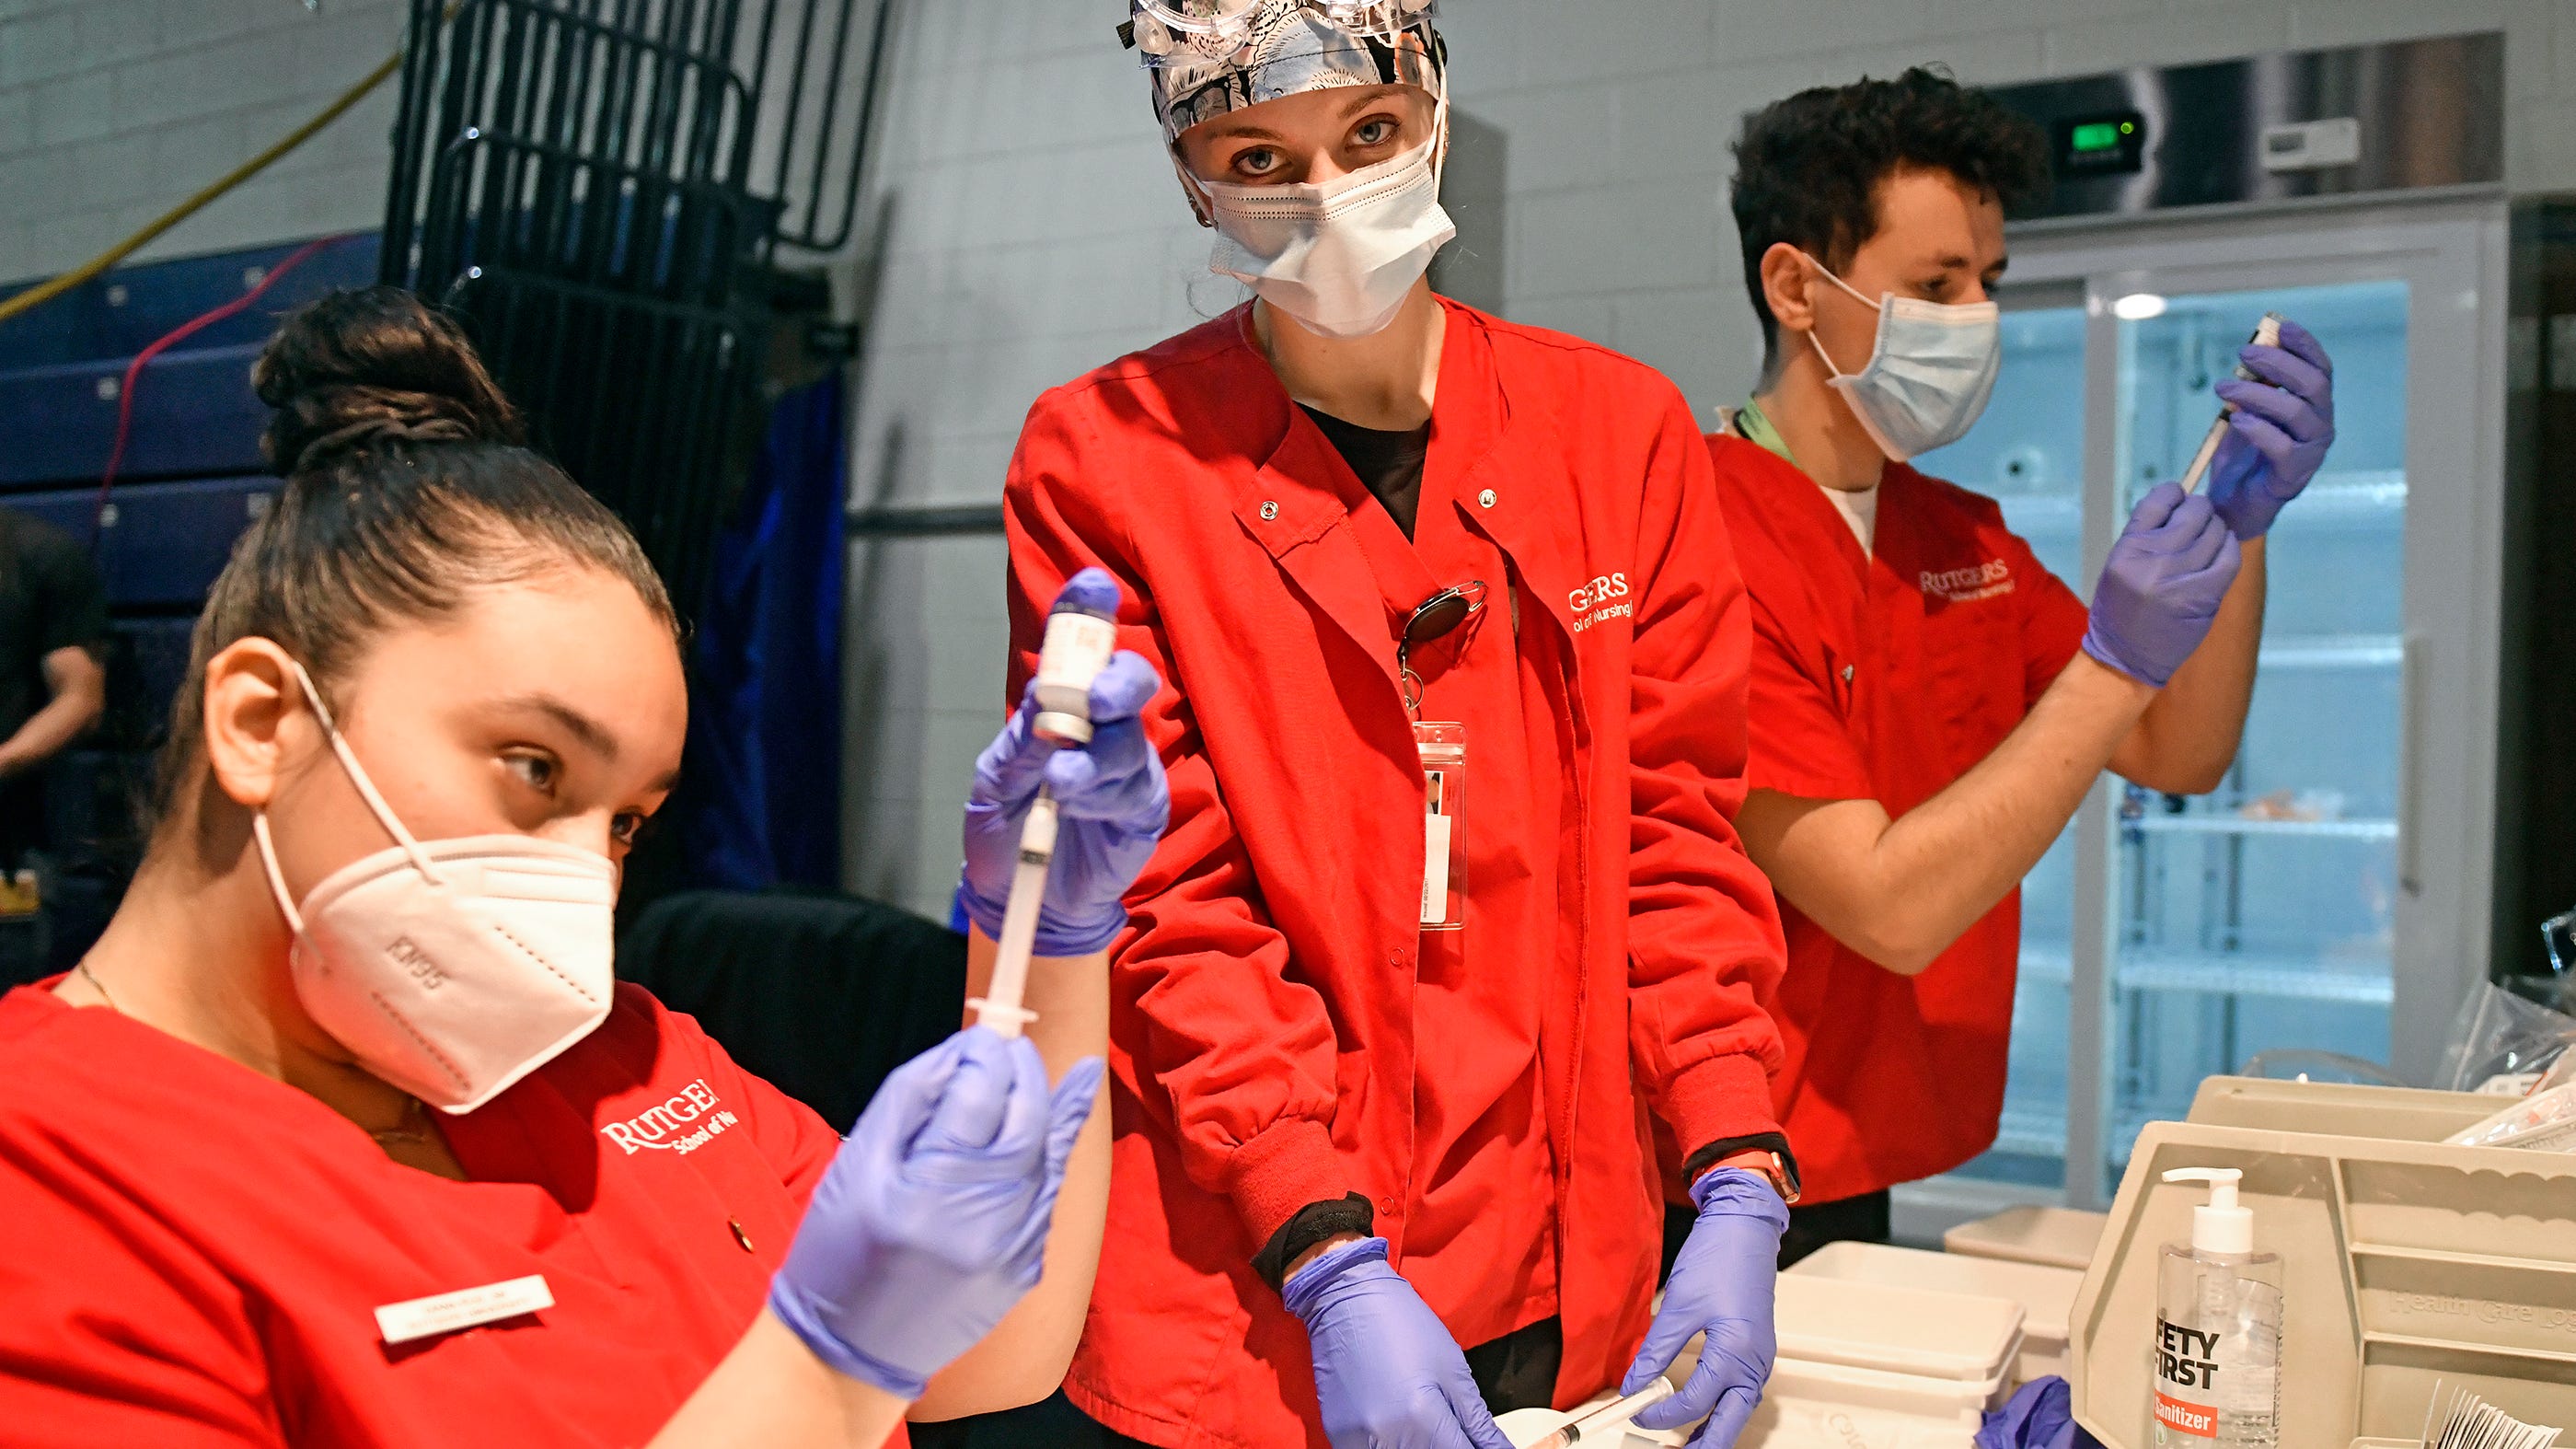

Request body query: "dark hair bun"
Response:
[255, 285, 526, 477]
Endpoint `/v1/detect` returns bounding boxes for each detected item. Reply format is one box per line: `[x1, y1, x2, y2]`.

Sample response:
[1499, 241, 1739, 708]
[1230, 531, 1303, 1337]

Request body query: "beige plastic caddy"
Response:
[2072, 1075, 2576, 1448]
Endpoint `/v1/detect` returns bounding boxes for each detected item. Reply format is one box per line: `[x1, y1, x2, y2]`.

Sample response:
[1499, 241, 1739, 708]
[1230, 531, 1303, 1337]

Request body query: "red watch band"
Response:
[1703, 1149, 1799, 1204]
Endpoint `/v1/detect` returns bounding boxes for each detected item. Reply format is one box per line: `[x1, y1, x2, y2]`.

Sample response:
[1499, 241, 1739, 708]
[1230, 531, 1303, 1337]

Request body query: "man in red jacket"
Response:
[992, 5, 1796, 1446]
[1705, 70, 2337, 1261]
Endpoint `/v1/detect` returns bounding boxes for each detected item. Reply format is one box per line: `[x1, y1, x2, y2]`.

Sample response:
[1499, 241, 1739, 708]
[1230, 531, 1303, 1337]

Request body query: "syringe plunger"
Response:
[2178, 312, 2286, 495]
[969, 592, 1120, 1037]
[1032, 606, 1118, 745]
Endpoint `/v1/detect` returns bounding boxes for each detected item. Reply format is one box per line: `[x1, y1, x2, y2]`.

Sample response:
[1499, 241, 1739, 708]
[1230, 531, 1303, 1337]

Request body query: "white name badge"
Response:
[375, 1274, 554, 1345]
[1415, 723, 1466, 931]
[1421, 812, 1453, 925]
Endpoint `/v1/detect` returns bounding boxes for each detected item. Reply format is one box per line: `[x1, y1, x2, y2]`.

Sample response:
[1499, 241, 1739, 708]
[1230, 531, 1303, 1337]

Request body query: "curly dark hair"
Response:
[1731, 66, 2050, 362]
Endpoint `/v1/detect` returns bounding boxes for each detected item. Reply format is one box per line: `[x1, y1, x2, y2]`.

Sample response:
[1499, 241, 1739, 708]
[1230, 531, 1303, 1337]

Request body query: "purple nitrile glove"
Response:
[2207, 318, 2335, 541]
[2081, 481, 2243, 689]
[1623, 1169, 1787, 1449]
[768, 1026, 1105, 1397]
[958, 568, 1170, 956]
[1977, 1377, 2076, 1449]
[1283, 1237, 1515, 1449]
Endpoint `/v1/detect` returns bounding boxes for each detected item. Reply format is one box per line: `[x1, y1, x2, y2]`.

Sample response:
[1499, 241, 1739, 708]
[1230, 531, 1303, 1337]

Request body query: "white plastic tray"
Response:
[1776, 1273, 2025, 1384]
[1739, 1354, 2005, 1449]
[1791, 1240, 2082, 1385]
[1943, 1205, 2109, 1271]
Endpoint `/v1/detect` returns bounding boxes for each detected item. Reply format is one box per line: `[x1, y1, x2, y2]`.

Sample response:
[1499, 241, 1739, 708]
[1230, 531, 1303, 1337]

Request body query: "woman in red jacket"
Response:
[0, 288, 1168, 1448]
[994, 5, 1797, 1446]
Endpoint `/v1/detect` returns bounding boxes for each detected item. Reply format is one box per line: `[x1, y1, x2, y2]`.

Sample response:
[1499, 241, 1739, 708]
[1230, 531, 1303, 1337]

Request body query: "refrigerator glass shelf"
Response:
[2111, 952, 2393, 1004]
[2123, 815, 2398, 840]
[2020, 946, 2073, 984]
[2291, 470, 2407, 509]
[2258, 634, 2405, 669]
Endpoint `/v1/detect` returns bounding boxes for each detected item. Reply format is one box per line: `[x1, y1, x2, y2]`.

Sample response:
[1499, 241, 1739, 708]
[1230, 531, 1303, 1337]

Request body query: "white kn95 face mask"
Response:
[255, 661, 619, 1114]
[1202, 135, 1458, 340]
[1801, 250, 2003, 462]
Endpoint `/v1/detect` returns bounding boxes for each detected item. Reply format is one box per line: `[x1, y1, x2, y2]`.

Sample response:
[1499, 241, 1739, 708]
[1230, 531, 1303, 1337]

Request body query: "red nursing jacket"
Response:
[0, 980, 905, 1448]
[1707, 435, 2090, 1204]
[1006, 300, 1788, 1448]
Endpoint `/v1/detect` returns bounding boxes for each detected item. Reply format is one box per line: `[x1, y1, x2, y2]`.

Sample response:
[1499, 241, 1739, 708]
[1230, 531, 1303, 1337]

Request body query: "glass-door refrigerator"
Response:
[1905, 199, 2507, 1215]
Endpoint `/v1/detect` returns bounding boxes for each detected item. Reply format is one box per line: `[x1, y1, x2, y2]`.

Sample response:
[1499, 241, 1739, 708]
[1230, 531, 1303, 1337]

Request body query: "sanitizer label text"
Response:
[2154, 1393, 2219, 1439]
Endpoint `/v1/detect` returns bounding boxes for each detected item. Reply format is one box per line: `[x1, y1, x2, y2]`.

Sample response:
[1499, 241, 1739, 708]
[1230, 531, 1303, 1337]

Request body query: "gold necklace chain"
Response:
[74, 957, 118, 1012]
[75, 958, 432, 1149]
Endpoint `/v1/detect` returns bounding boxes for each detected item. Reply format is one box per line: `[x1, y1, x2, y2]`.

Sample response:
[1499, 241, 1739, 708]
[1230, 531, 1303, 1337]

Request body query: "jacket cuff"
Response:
[1657, 1050, 1783, 1164]
[1252, 1193, 1376, 1291]
[1222, 1117, 1348, 1248]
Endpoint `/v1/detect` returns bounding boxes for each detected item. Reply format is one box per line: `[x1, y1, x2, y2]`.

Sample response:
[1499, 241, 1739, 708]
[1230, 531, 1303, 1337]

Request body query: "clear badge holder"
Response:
[1415, 722, 1466, 931]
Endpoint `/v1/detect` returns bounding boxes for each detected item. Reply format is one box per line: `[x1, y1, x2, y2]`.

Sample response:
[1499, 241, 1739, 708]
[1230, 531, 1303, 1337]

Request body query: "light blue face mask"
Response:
[1803, 252, 2003, 462]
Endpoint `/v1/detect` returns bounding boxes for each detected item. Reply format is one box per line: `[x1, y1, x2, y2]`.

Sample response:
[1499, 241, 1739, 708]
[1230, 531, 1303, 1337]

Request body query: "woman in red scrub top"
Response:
[1006, 6, 1797, 1446]
[0, 288, 1168, 1449]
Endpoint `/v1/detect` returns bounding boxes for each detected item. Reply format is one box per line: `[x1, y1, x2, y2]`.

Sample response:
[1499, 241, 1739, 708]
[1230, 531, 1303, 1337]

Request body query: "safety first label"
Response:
[2154, 1393, 2218, 1439]
[2155, 1316, 2224, 1439]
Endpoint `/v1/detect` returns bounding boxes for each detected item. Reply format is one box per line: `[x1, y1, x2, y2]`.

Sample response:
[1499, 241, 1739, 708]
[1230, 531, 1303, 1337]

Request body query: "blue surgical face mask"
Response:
[1802, 252, 2002, 462]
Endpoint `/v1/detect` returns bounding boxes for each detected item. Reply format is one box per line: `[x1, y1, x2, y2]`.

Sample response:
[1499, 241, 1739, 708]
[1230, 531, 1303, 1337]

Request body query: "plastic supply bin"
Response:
[2071, 1095, 2576, 1449]
[2185, 1074, 2501, 1142]
[1944, 1205, 2108, 1270]
[1728, 1277, 2023, 1449]
[1775, 1273, 2026, 1386]
[1792, 1240, 2083, 1386]
[1764, 1353, 2007, 1427]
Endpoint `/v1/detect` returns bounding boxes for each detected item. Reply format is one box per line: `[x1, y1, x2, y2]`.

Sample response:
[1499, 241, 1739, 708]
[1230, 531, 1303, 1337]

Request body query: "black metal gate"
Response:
[380, 0, 892, 615]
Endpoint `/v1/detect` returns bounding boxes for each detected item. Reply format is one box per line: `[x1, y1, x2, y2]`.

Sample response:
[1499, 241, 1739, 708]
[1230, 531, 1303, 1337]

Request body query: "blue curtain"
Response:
[683, 372, 847, 890]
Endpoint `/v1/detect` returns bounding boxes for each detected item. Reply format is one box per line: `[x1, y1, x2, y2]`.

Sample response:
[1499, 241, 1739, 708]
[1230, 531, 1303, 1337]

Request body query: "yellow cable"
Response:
[0, 7, 456, 329]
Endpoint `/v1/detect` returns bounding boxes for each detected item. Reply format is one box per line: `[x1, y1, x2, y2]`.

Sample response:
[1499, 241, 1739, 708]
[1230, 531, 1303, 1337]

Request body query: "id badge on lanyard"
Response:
[1400, 582, 1484, 933]
[1415, 722, 1466, 930]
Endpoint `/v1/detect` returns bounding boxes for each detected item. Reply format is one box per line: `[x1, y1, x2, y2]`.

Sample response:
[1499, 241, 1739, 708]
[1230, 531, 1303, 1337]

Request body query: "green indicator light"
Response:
[2120, 121, 2136, 135]
[2071, 122, 2123, 153]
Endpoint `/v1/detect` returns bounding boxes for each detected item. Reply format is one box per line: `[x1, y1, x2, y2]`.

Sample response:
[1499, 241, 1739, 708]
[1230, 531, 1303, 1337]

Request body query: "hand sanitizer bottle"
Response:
[2152, 1168, 2281, 1449]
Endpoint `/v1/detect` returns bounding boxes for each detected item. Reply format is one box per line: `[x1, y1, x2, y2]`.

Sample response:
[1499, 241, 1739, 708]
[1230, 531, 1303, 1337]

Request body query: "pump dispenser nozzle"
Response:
[2164, 1167, 2254, 1256]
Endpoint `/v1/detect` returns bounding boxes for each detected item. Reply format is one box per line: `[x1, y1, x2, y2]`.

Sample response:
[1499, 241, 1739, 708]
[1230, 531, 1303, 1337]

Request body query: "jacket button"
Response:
[1378, 1195, 1399, 1217]
[1477, 489, 1497, 509]
[1260, 501, 1280, 521]
[1842, 665, 1855, 683]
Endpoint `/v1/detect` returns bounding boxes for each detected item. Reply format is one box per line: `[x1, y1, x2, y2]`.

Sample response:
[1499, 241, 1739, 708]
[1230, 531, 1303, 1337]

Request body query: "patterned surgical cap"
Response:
[1130, 1, 1445, 145]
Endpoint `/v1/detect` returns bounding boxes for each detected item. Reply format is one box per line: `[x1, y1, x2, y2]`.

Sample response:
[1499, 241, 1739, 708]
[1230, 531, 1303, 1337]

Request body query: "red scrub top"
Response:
[1707, 434, 2090, 1206]
[0, 980, 907, 1449]
[1333, 392, 1560, 1348]
[1009, 299, 1787, 1448]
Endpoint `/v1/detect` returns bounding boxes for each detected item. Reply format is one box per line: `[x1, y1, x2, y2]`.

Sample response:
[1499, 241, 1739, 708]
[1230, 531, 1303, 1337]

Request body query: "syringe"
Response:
[967, 592, 1120, 1039]
[2177, 312, 2285, 494]
[1523, 1380, 1677, 1449]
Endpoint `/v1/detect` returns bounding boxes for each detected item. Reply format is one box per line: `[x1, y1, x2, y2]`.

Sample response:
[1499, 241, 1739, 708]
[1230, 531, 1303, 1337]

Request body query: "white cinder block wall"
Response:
[0, 0, 410, 283]
[841, 0, 2576, 919]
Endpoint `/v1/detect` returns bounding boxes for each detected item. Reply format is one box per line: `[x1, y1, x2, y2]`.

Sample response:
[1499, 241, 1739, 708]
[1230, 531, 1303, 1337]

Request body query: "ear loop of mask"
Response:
[252, 660, 447, 934]
[1796, 249, 1885, 383]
